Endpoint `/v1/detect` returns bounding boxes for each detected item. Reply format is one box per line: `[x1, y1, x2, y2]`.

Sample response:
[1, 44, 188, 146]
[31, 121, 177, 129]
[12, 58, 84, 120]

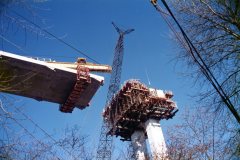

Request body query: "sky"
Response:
[1, 0, 196, 158]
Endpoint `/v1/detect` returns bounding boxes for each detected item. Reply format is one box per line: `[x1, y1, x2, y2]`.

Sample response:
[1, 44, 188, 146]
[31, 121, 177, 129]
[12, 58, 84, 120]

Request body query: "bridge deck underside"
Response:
[0, 51, 103, 111]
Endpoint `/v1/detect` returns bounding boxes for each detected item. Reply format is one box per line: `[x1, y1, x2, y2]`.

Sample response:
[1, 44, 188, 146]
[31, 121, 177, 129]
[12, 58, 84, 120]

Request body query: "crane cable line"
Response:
[0, 103, 62, 159]
[150, 4, 190, 54]
[9, 117, 62, 159]
[151, 0, 240, 123]
[160, 0, 240, 124]
[14, 106, 78, 160]
[0, 34, 25, 52]
[0, 2, 100, 64]
[1, 3, 99, 158]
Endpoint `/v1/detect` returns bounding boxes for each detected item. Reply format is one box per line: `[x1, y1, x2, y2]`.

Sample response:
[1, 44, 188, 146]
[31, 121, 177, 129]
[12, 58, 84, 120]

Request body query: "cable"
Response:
[1, 98, 77, 159]
[162, 0, 239, 122]
[150, 4, 190, 54]
[14, 107, 78, 160]
[0, 34, 25, 52]
[0, 77, 78, 158]
[10, 117, 62, 159]
[0, 2, 100, 64]
[0, 106, 62, 159]
[152, 0, 240, 123]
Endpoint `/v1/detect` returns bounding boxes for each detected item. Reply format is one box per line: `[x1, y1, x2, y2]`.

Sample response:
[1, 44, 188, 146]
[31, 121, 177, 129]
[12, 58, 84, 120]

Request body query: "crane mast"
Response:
[96, 22, 134, 160]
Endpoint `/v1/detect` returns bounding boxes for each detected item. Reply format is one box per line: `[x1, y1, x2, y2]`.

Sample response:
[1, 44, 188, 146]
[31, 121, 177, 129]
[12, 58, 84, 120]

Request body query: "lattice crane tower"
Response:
[96, 22, 134, 160]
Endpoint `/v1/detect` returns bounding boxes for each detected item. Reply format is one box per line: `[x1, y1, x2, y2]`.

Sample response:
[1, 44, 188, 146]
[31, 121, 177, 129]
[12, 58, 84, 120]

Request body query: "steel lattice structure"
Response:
[96, 22, 134, 160]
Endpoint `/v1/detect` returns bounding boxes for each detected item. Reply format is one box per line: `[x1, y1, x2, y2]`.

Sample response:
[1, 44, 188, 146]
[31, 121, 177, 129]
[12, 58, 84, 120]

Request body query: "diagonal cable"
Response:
[0, 2, 100, 64]
[14, 106, 78, 160]
[150, 0, 240, 123]
[0, 102, 62, 159]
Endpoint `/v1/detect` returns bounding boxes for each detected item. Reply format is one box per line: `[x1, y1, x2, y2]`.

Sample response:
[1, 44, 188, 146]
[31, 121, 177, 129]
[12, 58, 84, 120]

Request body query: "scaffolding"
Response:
[102, 79, 178, 159]
[59, 65, 91, 113]
[103, 79, 177, 141]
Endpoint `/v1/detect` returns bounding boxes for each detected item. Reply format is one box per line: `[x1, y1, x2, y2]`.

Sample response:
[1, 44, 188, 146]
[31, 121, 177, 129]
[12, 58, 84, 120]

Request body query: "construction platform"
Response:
[0, 51, 106, 113]
[103, 80, 178, 141]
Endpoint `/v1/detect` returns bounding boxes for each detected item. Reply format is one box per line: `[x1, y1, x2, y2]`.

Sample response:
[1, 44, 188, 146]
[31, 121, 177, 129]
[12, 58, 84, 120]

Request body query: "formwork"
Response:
[103, 80, 177, 141]
[0, 51, 104, 113]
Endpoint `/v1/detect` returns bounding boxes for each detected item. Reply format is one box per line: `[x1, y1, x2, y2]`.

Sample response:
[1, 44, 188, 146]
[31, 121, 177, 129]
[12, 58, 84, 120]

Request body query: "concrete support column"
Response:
[145, 119, 168, 159]
[131, 130, 148, 160]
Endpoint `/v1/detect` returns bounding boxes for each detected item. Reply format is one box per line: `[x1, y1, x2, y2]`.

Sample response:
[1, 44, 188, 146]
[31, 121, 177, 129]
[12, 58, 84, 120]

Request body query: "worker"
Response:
[151, 0, 157, 6]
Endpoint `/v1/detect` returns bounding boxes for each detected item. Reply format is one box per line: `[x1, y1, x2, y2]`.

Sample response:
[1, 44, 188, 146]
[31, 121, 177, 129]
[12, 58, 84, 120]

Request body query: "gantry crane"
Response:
[45, 58, 111, 113]
[46, 58, 112, 73]
[96, 22, 134, 160]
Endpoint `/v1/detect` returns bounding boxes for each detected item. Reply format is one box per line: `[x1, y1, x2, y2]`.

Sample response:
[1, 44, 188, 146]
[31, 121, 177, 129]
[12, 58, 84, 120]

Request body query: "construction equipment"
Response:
[46, 58, 111, 112]
[46, 58, 112, 73]
[0, 51, 108, 113]
[96, 22, 134, 160]
[103, 79, 178, 159]
[45, 58, 111, 112]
